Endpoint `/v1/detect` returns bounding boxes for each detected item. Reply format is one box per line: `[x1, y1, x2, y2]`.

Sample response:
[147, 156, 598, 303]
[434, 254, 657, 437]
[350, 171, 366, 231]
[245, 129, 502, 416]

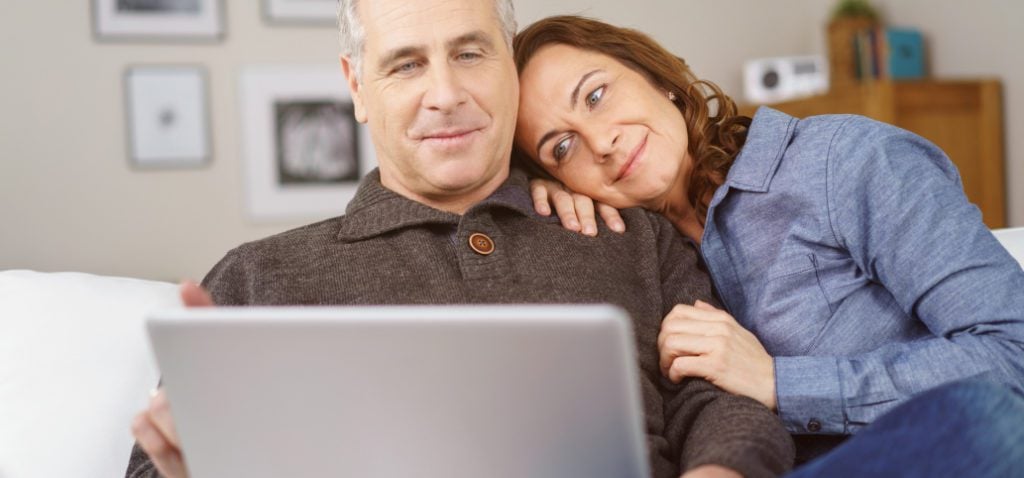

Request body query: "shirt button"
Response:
[807, 420, 822, 433]
[468, 233, 495, 255]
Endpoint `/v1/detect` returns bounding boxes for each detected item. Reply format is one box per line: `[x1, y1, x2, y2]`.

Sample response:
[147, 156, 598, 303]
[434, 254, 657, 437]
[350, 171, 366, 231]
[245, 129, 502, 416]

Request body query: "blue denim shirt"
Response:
[701, 107, 1024, 435]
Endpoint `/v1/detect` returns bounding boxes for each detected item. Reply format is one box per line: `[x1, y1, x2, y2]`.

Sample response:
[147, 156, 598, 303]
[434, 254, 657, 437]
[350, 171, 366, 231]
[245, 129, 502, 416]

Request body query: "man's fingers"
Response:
[132, 412, 188, 478]
[179, 281, 213, 307]
[529, 179, 552, 216]
[596, 203, 625, 233]
[149, 390, 181, 448]
[573, 193, 598, 236]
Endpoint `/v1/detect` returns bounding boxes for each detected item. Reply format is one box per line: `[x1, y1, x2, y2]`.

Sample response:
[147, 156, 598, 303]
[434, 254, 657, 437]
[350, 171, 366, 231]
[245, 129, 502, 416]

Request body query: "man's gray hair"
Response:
[337, 0, 517, 82]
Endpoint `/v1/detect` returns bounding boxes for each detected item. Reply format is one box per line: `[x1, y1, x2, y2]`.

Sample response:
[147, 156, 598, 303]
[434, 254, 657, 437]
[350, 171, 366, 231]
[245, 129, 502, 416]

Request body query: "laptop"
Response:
[147, 304, 651, 478]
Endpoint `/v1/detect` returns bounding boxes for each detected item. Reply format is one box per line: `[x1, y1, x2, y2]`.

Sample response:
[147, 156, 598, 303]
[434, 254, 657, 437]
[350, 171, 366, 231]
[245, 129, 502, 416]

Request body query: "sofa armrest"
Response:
[0, 270, 179, 478]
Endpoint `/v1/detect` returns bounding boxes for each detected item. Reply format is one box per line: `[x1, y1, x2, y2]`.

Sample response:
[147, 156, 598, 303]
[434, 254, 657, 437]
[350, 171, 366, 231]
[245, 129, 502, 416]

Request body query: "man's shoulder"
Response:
[233, 216, 344, 256]
[611, 207, 699, 259]
[619, 207, 677, 238]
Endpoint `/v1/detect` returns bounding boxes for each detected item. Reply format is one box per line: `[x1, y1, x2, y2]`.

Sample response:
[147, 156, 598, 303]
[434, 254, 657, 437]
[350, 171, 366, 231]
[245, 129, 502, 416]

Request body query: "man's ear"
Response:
[340, 54, 367, 124]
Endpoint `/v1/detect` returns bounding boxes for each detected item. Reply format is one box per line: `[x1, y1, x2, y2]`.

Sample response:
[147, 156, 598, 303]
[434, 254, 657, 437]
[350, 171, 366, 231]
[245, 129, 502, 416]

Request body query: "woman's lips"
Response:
[615, 134, 647, 182]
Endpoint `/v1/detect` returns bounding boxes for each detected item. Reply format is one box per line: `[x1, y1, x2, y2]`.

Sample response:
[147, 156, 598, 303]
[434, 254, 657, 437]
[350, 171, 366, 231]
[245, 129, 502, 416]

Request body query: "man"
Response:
[125, 1, 794, 477]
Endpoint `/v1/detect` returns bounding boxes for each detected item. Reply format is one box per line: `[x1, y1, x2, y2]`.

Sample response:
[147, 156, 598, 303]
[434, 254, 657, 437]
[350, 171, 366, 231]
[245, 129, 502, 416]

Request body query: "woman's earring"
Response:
[667, 91, 677, 102]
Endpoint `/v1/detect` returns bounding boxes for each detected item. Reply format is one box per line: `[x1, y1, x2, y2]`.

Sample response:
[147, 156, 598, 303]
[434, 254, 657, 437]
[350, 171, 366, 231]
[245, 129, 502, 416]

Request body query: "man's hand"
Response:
[658, 300, 777, 411]
[132, 389, 188, 478]
[129, 281, 213, 478]
[529, 177, 625, 235]
[178, 280, 214, 307]
[681, 464, 743, 478]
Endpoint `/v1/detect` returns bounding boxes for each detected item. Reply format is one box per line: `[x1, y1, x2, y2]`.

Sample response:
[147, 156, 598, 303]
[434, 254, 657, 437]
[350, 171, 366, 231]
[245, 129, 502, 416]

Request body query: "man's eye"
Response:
[586, 86, 605, 109]
[553, 137, 572, 161]
[393, 61, 419, 74]
[456, 51, 482, 62]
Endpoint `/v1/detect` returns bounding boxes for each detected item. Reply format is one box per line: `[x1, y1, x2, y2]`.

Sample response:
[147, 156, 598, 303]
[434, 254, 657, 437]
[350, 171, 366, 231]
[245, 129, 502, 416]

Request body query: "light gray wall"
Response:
[874, 0, 1024, 228]
[0, 0, 1018, 281]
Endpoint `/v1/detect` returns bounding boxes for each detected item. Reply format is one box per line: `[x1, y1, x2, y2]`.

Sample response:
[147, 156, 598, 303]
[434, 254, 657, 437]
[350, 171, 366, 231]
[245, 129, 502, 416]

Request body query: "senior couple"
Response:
[126, 0, 1024, 477]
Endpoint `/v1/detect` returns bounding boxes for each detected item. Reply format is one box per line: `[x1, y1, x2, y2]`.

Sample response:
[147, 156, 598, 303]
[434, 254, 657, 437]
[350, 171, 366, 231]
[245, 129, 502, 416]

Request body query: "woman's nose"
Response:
[588, 126, 620, 163]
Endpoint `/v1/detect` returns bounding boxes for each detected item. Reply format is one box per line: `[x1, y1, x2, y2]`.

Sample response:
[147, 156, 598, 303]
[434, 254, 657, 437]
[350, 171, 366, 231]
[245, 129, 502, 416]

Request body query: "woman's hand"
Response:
[659, 300, 777, 411]
[680, 465, 743, 478]
[529, 178, 625, 235]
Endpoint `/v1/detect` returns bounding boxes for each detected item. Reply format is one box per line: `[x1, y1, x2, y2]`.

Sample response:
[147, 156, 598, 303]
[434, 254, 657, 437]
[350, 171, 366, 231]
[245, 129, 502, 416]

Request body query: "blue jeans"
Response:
[788, 380, 1024, 478]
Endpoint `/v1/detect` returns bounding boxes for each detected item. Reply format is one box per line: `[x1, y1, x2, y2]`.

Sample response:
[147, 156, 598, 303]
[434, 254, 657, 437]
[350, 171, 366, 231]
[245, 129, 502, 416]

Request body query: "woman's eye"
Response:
[585, 86, 605, 108]
[553, 137, 572, 161]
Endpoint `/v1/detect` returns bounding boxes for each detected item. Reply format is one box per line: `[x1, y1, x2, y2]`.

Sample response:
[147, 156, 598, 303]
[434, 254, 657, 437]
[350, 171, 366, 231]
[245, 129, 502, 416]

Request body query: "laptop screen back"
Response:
[148, 304, 650, 478]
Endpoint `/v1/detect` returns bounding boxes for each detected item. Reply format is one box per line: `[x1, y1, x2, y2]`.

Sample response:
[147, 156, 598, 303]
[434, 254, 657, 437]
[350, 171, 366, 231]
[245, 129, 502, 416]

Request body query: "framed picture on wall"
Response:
[239, 65, 374, 221]
[124, 65, 211, 168]
[262, 0, 336, 25]
[92, 0, 224, 41]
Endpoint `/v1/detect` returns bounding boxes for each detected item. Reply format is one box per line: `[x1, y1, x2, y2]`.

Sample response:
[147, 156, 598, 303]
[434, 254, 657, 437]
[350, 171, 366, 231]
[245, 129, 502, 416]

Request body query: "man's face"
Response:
[341, 0, 519, 211]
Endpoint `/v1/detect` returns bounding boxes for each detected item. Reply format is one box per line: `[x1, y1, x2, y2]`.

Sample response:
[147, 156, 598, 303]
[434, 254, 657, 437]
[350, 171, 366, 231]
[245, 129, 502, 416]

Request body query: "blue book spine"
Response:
[886, 27, 925, 79]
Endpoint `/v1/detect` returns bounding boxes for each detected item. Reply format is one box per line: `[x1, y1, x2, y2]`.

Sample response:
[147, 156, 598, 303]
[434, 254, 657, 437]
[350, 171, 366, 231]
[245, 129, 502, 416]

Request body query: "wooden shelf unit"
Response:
[738, 79, 1006, 228]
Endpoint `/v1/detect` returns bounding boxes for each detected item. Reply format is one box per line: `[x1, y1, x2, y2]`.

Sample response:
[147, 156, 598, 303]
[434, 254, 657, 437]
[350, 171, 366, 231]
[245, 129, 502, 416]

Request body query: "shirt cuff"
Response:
[774, 356, 847, 434]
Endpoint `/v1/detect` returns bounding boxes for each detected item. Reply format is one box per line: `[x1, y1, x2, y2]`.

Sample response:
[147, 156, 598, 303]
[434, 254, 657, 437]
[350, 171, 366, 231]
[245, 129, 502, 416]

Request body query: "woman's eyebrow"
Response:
[535, 130, 559, 158]
[570, 69, 603, 109]
[534, 69, 605, 157]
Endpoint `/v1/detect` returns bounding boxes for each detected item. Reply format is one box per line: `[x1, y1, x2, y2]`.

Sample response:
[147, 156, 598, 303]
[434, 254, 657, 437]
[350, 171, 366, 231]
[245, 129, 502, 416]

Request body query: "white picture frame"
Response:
[239, 65, 375, 222]
[124, 65, 211, 168]
[92, 0, 224, 41]
[262, 0, 336, 25]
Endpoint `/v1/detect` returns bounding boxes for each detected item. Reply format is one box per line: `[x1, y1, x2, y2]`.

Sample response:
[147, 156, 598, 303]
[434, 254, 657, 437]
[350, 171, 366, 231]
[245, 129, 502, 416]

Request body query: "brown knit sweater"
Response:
[126, 169, 793, 478]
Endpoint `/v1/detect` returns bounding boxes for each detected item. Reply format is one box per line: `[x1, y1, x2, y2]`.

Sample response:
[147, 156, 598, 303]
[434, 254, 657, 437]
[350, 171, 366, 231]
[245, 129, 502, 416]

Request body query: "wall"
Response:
[874, 0, 1024, 228]
[0, 0, 1017, 281]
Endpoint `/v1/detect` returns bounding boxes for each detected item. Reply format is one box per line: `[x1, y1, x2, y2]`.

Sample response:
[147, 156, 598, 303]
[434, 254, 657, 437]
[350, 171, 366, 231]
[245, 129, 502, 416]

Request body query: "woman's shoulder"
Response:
[775, 110, 956, 186]
[789, 112, 905, 150]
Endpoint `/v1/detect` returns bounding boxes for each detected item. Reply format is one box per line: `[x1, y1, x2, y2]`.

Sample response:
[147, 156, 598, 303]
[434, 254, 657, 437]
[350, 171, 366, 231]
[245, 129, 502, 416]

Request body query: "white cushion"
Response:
[0, 270, 179, 478]
[993, 227, 1024, 267]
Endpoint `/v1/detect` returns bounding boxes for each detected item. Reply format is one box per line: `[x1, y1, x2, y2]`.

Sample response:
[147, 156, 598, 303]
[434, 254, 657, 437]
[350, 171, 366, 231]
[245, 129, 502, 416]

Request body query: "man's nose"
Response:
[422, 63, 468, 113]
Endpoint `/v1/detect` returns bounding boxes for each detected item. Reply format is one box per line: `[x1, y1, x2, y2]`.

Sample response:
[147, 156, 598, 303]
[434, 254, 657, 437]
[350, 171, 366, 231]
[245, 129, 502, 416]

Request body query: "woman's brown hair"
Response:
[513, 15, 750, 224]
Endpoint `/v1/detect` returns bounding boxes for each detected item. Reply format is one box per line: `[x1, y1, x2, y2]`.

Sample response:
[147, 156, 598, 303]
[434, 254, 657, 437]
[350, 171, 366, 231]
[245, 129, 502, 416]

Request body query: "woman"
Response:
[512, 15, 1024, 462]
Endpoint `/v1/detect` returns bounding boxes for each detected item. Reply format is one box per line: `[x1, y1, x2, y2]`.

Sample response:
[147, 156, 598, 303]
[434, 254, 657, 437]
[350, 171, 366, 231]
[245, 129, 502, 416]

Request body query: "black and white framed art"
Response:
[239, 65, 373, 221]
[92, 0, 224, 41]
[124, 65, 211, 168]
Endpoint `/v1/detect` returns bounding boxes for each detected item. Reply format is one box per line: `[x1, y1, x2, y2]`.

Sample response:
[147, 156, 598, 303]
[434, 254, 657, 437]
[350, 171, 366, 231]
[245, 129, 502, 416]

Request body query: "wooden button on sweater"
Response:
[468, 233, 495, 255]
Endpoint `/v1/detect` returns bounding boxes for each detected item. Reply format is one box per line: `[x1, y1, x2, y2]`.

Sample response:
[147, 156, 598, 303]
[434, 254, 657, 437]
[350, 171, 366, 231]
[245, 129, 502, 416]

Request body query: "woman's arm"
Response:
[773, 121, 1024, 434]
[651, 212, 793, 476]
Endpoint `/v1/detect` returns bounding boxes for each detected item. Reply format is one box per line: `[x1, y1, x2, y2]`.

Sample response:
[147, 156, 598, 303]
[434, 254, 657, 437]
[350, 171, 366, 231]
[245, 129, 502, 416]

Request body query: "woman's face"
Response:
[515, 44, 691, 209]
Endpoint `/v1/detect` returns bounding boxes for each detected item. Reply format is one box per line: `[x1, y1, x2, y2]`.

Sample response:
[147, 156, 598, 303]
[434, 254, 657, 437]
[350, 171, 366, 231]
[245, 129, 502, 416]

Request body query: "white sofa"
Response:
[1, 228, 1022, 478]
[0, 272, 178, 478]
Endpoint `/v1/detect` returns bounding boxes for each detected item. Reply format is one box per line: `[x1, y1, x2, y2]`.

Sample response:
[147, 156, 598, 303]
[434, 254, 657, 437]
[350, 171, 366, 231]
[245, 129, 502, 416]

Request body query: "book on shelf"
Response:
[852, 26, 925, 80]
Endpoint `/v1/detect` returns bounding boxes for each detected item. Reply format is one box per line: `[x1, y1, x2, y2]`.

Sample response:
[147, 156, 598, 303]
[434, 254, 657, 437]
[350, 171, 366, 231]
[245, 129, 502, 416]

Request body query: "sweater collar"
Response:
[336, 168, 549, 242]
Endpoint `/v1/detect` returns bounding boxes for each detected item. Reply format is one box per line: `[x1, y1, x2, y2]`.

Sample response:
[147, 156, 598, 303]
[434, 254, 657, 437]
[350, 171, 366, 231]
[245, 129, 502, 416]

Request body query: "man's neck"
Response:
[380, 167, 511, 215]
